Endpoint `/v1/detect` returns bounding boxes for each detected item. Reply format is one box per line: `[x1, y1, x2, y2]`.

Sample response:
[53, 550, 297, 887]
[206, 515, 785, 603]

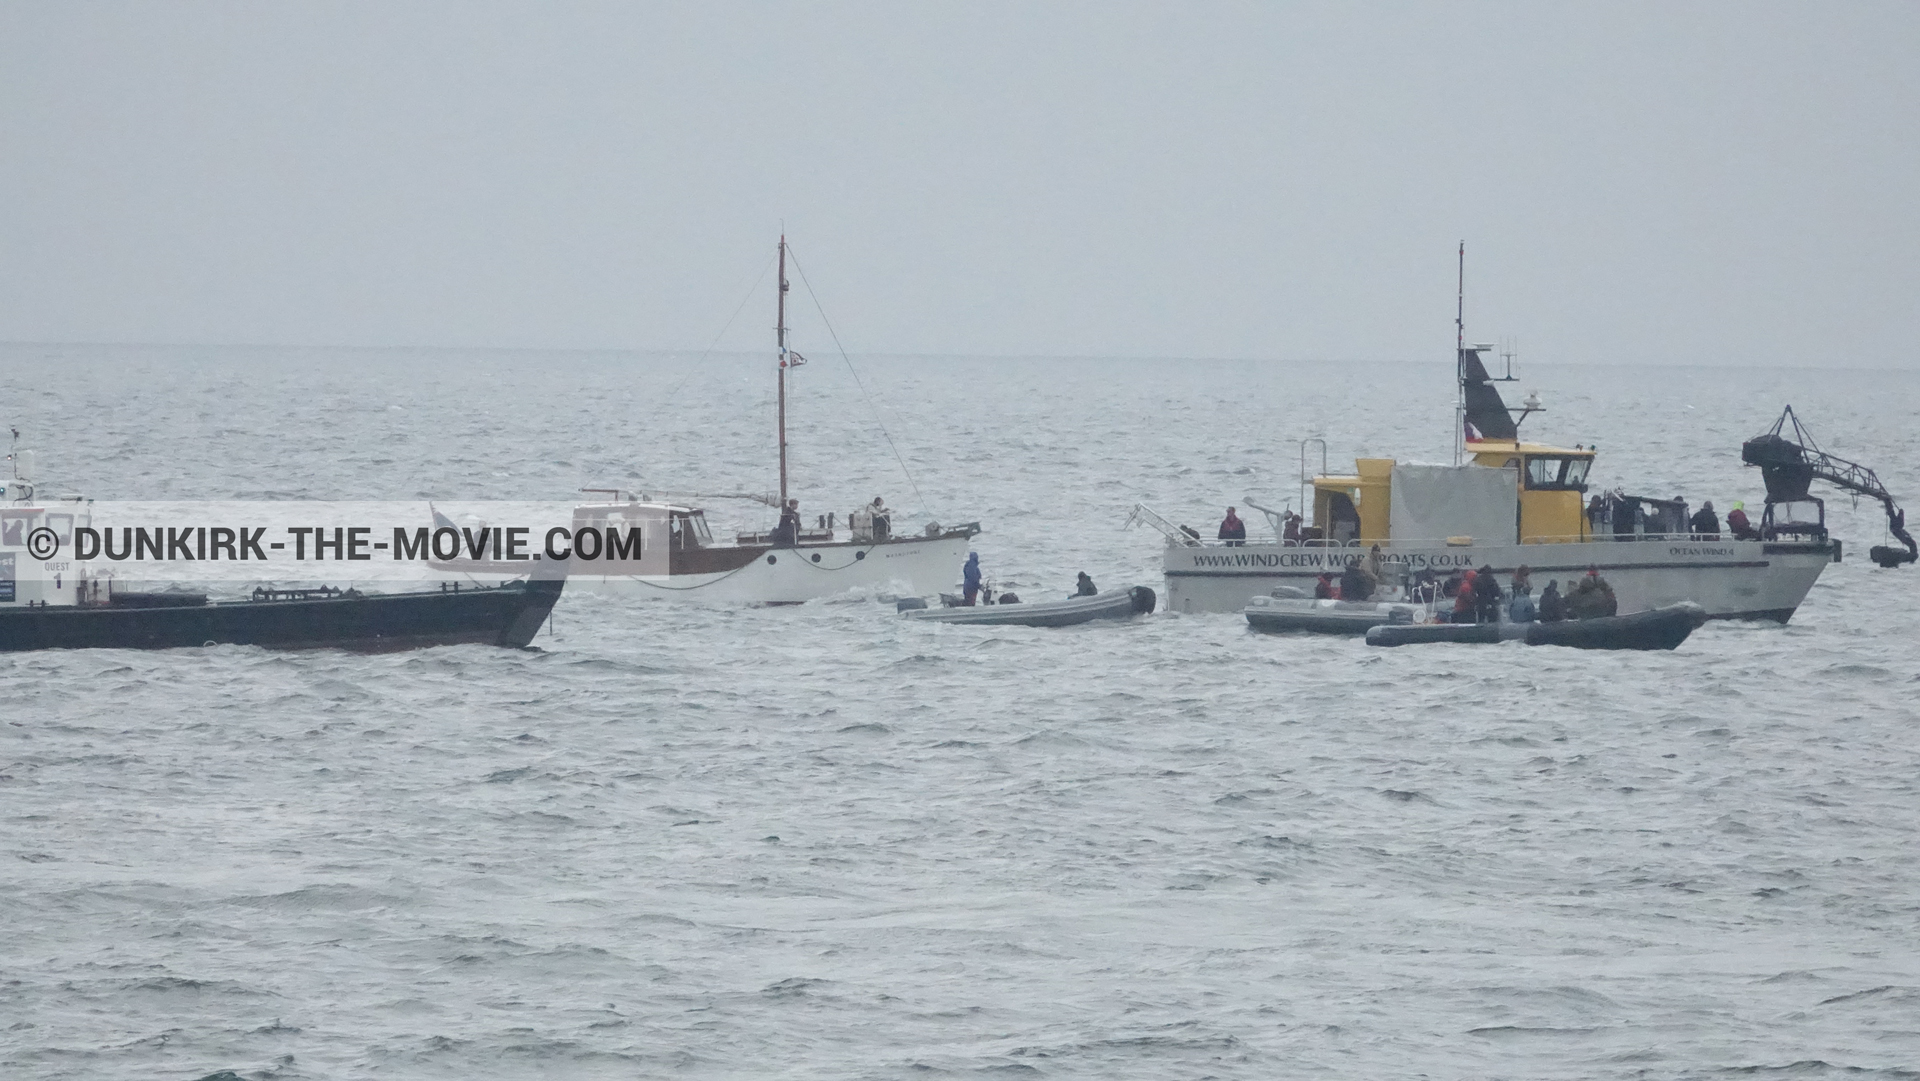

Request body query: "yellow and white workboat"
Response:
[1161, 440, 1832, 620]
[1147, 275, 1840, 620]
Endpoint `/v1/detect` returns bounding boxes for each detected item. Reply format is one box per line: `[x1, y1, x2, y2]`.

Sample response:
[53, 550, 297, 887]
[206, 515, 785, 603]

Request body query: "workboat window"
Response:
[0, 512, 28, 548]
[1524, 456, 1592, 491]
[44, 513, 73, 544]
[1325, 492, 1360, 544]
[688, 511, 713, 546]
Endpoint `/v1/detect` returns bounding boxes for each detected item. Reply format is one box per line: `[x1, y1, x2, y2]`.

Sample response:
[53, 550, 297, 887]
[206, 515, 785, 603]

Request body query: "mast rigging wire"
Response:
[783, 244, 931, 519]
[626, 251, 778, 507]
[650, 250, 779, 416]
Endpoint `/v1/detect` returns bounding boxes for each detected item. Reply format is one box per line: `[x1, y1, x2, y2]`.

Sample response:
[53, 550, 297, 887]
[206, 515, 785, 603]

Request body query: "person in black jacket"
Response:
[772, 499, 802, 547]
[1339, 561, 1373, 602]
[1537, 579, 1566, 621]
[1472, 563, 1504, 623]
[1689, 500, 1721, 539]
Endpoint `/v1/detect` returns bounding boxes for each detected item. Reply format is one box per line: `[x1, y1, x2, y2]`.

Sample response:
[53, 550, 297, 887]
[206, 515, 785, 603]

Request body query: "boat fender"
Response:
[1129, 585, 1157, 614]
[895, 597, 928, 612]
[998, 592, 1020, 604]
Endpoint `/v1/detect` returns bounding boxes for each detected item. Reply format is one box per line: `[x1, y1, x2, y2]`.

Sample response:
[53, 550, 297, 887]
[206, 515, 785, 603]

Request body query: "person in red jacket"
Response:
[1451, 568, 1479, 623]
[1727, 501, 1759, 540]
[1217, 507, 1247, 546]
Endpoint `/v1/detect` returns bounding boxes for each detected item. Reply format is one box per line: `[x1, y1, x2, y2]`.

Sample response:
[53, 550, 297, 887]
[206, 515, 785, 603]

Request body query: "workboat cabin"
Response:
[1, 456, 100, 608]
[1308, 445, 1595, 549]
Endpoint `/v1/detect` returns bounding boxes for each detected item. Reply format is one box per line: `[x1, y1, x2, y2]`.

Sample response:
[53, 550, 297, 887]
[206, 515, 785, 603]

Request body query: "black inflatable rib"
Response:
[1365, 603, 1707, 651]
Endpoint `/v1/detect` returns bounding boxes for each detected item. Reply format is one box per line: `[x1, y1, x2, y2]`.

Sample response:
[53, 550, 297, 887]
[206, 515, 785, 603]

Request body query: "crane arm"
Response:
[1742, 406, 1916, 566]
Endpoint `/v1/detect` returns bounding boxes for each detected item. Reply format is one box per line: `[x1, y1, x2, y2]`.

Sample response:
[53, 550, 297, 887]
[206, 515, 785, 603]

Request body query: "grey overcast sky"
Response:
[2, 2, 1915, 366]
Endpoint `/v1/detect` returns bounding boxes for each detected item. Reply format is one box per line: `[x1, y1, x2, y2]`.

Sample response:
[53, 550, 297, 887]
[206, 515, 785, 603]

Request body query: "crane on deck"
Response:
[1741, 406, 1916, 569]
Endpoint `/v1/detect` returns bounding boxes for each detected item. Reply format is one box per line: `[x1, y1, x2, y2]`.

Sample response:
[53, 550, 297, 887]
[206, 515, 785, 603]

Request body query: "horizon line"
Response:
[0, 338, 1905, 373]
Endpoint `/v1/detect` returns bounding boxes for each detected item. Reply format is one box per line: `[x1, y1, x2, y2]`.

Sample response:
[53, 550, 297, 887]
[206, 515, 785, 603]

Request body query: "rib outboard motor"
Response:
[1742, 407, 1917, 568]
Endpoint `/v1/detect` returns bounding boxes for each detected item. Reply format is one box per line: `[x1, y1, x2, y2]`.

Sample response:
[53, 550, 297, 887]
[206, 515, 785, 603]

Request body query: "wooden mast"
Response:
[777, 234, 790, 507]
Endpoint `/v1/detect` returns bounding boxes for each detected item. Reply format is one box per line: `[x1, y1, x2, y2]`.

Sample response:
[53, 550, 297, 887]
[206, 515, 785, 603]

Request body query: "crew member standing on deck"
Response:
[1218, 507, 1246, 546]
[962, 552, 983, 605]
[1690, 500, 1722, 540]
[773, 499, 802, 547]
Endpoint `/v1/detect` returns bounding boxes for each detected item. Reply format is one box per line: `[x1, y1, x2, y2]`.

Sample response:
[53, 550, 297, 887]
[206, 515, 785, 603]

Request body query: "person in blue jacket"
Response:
[962, 552, 982, 605]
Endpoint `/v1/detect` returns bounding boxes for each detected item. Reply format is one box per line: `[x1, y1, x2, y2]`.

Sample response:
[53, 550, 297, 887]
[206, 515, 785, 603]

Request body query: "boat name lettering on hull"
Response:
[1188, 550, 1478, 570]
[1669, 545, 1734, 557]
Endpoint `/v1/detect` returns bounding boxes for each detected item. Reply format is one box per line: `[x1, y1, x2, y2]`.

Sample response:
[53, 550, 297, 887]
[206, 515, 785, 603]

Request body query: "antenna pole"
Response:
[1454, 242, 1465, 465]
[777, 235, 789, 507]
[1456, 242, 1465, 356]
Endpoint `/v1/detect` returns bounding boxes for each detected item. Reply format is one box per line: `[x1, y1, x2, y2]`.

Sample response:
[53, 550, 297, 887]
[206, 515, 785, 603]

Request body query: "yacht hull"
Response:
[560, 533, 972, 605]
[1166, 539, 1835, 621]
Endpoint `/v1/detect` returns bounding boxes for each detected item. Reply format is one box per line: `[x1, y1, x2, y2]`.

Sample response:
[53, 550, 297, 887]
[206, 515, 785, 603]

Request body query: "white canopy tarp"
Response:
[1390, 463, 1518, 545]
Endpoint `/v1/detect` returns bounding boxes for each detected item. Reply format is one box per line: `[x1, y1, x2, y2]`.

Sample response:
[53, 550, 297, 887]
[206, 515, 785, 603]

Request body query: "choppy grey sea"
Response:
[3, 344, 1918, 1079]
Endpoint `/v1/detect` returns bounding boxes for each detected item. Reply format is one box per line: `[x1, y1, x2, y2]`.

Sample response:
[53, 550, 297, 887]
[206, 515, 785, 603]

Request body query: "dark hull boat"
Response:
[0, 579, 563, 653]
[1365, 603, 1707, 650]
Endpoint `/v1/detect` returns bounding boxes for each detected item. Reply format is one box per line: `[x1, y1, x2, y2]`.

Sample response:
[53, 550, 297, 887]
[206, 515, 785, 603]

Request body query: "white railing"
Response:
[1124, 504, 1203, 547]
[1177, 531, 1754, 550]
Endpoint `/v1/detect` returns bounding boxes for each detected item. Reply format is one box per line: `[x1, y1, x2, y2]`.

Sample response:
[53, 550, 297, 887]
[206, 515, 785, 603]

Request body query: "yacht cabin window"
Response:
[669, 511, 713, 550]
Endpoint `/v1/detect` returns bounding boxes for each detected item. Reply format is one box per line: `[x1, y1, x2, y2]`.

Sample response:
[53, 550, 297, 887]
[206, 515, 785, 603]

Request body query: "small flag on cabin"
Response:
[789, 352, 807, 368]
[1464, 419, 1484, 443]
